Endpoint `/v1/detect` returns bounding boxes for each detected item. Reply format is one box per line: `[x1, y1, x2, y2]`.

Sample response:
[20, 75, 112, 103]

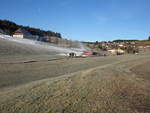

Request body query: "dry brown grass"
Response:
[0, 54, 150, 113]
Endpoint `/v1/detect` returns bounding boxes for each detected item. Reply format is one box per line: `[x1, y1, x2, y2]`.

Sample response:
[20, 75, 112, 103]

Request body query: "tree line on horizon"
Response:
[0, 19, 62, 38]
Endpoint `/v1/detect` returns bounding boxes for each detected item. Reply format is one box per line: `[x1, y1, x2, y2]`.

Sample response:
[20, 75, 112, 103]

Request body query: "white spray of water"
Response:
[0, 34, 86, 56]
[77, 41, 91, 50]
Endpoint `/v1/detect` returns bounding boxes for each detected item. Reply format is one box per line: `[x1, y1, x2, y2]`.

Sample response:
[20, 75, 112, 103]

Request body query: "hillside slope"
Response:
[0, 34, 84, 62]
[0, 37, 60, 62]
[0, 38, 56, 56]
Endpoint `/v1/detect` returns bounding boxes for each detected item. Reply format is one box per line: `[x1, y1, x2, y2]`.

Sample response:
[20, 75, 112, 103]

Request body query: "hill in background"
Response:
[0, 20, 62, 38]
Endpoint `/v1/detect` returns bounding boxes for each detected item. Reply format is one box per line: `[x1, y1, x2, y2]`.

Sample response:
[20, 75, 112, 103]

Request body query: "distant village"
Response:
[84, 38, 150, 56]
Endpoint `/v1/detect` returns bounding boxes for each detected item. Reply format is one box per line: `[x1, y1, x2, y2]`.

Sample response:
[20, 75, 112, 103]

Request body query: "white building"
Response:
[13, 28, 32, 39]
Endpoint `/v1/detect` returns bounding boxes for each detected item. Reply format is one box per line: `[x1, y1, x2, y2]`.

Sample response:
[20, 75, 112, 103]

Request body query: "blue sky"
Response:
[0, 0, 150, 41]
